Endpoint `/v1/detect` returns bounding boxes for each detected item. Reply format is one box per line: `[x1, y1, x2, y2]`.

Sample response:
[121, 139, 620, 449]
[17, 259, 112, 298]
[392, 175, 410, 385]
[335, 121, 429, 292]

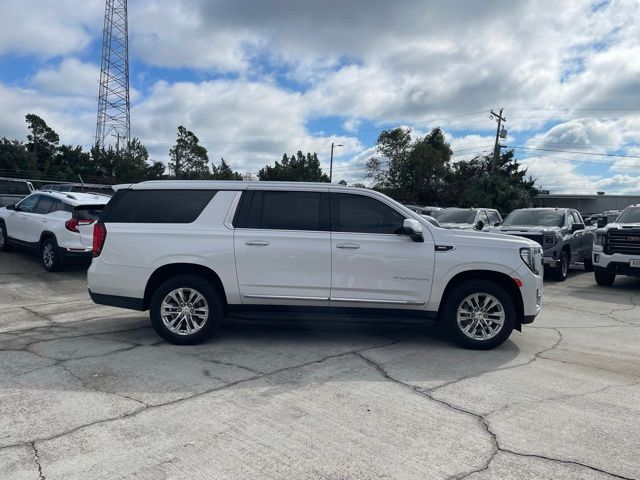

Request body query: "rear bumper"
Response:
[61, 248, 93, 261]
[88, 290, 145, 311]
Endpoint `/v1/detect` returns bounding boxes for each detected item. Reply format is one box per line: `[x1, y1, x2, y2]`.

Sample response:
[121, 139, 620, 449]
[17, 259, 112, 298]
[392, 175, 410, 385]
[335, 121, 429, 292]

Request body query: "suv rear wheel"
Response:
[41, 237, 63, 272]
[150, 274, 223, 345]
[594, 270, 616, 286]
[442, 280, 515, 350]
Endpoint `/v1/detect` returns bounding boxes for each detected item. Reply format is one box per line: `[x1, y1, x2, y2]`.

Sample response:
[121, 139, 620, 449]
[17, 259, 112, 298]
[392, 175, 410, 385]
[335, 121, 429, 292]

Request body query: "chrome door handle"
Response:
[42, 219, 47, 223]
[336, 243, 360, 249]
[245, 240, 270, 246]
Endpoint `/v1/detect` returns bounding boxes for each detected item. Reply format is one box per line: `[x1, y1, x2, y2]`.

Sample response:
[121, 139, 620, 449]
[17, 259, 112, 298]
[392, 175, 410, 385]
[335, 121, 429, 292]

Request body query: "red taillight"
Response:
[93, 223, 107, 257]
[65, 218, 95, 233]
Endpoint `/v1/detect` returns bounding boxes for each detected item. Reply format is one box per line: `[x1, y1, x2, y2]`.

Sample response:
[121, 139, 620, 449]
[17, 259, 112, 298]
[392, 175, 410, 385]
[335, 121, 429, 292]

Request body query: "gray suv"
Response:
[493, 208, 594, 281]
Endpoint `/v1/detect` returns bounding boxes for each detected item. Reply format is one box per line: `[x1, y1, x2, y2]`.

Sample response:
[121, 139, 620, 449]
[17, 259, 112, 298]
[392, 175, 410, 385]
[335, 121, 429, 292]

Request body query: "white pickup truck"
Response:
[592, 204, 640, 285]
[87, 181, 543, 350]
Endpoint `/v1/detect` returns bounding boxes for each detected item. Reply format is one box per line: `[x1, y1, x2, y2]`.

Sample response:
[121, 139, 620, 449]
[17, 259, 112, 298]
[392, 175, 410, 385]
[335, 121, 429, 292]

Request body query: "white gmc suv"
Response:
[592, 204, 640, 286]
[0, 191, 110, 271]
[88, 181, 543, 349]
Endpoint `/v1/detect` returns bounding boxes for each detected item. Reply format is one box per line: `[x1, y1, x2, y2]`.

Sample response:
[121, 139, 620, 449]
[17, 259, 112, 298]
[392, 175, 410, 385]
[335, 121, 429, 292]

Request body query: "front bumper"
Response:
[592, 249, 640, 277]
[542, 256, 561, 268]
[513, 263, 543, 322]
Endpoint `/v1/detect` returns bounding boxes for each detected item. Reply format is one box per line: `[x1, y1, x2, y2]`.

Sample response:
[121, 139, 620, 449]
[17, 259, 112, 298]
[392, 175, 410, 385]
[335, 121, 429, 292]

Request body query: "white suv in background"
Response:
[88, 181, 543, 350]
[592, 204, 640, 285]
[0, 191, 110, 271]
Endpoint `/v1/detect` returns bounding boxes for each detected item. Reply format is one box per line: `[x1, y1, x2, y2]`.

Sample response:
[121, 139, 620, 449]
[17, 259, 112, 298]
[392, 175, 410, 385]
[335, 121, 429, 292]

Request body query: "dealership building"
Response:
[533, 193, 640, 215]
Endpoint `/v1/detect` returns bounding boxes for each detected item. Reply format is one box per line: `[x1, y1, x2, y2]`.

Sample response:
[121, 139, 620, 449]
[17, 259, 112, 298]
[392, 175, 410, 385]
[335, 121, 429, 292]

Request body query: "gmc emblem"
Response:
[627, 236, 640, 242]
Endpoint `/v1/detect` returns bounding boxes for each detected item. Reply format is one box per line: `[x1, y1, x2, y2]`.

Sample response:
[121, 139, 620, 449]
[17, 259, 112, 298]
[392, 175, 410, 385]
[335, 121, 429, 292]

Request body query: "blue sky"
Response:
[0, 0, 639, 192]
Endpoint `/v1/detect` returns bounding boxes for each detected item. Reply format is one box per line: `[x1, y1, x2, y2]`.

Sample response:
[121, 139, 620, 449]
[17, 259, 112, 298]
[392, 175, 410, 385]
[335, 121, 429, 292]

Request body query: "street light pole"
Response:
[329, 142, 343, 182]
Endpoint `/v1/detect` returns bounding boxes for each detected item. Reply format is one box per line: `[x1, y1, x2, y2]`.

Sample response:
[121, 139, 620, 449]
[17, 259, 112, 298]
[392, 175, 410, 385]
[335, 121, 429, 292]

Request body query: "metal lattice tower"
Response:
[95, 0, 130, 149]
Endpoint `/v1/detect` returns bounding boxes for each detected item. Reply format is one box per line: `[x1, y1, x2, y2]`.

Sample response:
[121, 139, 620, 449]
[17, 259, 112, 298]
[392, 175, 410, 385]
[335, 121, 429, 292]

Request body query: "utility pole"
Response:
[490, 108, 506, 172]
[329, 142, 343, 182]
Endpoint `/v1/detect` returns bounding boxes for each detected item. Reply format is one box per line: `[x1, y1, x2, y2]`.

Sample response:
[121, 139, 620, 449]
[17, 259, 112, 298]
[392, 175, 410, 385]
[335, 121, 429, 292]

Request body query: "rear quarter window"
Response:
[101, 190, 217, 223]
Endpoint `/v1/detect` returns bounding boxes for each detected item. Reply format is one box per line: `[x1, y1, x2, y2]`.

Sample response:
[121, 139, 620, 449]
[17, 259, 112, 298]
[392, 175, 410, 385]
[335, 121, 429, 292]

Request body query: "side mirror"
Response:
[5, 203, 16, 211]
[493, 221, 501, 227]
[403, 218, 424, 243]
[475, 220, 485, 231]
[571, 223, 584, 232]
[596, 217, 607, 228]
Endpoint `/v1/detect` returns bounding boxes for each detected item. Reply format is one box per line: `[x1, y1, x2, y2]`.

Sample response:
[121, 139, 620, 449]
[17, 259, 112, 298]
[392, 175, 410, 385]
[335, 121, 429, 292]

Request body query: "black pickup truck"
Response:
[492, 208, 594, 281]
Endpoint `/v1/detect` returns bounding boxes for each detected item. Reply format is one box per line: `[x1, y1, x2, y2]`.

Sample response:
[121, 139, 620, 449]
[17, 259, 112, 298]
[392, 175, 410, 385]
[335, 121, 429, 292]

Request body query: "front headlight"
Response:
[543, 233, 558, 248]
[520, 247, 541, 275]
[594, 232, 606, 246]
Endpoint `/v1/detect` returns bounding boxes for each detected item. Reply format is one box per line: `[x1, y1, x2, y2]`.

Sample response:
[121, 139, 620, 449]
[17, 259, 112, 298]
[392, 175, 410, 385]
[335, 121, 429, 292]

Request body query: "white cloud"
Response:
[30, 59, 99, 97]
[132, 80, 362, 172]
[0, 0, 101, 57]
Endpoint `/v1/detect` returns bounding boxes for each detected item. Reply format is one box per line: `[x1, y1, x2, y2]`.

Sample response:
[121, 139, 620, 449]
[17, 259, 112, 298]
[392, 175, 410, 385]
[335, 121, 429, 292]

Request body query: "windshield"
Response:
[433, 209, 476, 224]
[616, 207, 640, 224]
[503, 210, 564, 227]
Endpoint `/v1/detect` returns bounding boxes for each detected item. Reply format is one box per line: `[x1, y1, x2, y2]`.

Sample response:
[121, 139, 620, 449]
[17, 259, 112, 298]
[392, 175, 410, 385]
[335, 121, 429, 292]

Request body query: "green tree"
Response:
[449, 149, 537, 212]
[0, 139, 37, 177]
[211, 158, 242, 180]
[366, 127, 453, 204]
[258, 151, 329, 182]
[90, 138, 165, 182]
[25, 114, 59, 173]
[169, 126, 210, 179]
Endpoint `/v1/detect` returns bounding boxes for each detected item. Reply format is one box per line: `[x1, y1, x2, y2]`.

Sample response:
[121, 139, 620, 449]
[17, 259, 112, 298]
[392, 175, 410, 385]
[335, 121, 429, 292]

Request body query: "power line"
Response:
[507, 146, 640, 159]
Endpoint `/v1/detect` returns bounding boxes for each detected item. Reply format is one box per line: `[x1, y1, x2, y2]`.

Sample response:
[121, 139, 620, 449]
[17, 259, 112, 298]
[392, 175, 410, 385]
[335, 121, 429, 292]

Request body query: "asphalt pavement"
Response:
[1, 250, 639, 479]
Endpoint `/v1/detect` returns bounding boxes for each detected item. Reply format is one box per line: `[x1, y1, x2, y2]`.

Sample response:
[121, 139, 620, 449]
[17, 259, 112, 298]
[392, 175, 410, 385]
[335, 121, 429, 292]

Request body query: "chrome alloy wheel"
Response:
[160, 288, 209, 335]
[456, 293, 505, 341]
[42, 243, 55, 268]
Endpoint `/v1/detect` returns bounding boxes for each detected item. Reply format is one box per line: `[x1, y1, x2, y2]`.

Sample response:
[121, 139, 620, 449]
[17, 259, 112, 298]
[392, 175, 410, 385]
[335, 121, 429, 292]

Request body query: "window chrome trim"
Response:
[224, 191, 243, 229]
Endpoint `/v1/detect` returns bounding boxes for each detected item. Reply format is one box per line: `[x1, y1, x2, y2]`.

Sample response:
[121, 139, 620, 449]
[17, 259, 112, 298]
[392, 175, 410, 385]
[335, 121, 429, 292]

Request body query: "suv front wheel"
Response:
[442, 280, 515, 350]
[594, 270, 615, 286]
[150, 274, 223, 345]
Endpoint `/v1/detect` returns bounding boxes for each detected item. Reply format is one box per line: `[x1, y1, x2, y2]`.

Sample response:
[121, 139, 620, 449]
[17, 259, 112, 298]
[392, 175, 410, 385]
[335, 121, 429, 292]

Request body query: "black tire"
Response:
[150, 274, 223, 345]
[552, 250, 569, 281]
[594, 270, 615, 286]
[441, 280, 516, 350]
[41, 237, 63, 272]
[0, 221, 11, 252]
[583, 257, 594, 272]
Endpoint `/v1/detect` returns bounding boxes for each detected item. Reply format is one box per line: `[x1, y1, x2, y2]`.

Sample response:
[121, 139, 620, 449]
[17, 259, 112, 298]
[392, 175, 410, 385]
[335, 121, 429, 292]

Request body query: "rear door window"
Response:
[236, 190, 326, 231]
[35, 196, 54, 214]
[101, 190, 217, 223]
[487, 211, 500, 225]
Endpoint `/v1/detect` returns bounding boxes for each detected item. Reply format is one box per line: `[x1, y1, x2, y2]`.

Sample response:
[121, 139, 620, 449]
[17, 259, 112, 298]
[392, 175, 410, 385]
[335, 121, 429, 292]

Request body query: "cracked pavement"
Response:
[0, 252, 639, 479]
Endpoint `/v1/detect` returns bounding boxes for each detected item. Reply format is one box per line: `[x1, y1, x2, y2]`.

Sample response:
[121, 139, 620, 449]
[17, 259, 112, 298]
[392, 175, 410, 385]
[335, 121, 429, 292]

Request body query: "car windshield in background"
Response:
[433, 209, 476, 224]
[616, 208, 640, 223]
[503, 210, 564, 227]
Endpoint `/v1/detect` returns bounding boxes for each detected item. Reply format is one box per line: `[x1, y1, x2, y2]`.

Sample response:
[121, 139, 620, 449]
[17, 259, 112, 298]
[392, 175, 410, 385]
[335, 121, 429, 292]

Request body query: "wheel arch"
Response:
[143, 263, 228, 311]
[438, 269, 525, 331]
